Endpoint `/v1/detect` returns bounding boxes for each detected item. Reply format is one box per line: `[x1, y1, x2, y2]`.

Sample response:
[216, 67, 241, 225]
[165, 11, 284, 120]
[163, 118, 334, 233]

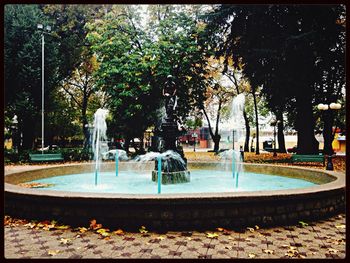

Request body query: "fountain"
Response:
[92, 108, 109, 185]
[219, 93, 246, 188]
[151, 75, 190, 184]
[4, 81, 345, 230]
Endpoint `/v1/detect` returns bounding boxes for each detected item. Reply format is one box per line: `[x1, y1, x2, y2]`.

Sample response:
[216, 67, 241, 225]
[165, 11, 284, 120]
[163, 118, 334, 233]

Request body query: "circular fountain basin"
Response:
[5, 162, 345, 230]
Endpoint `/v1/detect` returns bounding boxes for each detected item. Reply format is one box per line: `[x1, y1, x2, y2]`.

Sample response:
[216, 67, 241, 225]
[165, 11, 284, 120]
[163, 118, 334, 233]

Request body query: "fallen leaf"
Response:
[216, 227, 224, 232]
[206, 232, 219, 239]
[328, 248, 339, 254]
[247, 227, 255, 232]
[90, 219, 102, 230]
[263, 249, 274, 254]
[24, 222, 36, 229]
[155, 235, 166, 240]
[78, 227, 88, 233]
[113, 229, 125, 235]
[139, 226, 148, 234]
[60, 238, 72, 244]
[96, 228, 110, 237]
[335, 224, 345, 229]
[248, 253, 256, 258]
[254, 225, 260, 230]
[48, 250, 60, 256]
[55, 225, 70, 230]
[298, 221, 309, 227]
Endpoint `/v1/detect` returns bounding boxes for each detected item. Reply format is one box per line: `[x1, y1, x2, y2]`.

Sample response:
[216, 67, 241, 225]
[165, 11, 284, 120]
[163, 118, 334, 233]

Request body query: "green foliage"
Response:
[4, 4, 103, 149]
[204, 4, 345, 154]
[86, 6, 209, 144]
[4, 148, 92, 164]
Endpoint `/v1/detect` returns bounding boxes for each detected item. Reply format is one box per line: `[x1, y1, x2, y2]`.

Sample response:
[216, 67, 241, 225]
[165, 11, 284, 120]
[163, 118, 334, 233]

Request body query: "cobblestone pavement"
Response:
[4, 213, 346, 259]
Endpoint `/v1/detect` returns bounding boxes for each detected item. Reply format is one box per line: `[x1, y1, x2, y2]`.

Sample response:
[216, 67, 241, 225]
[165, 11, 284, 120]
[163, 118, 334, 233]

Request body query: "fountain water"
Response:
[220, 93, 246, 187]
[92, 108, 109, 185]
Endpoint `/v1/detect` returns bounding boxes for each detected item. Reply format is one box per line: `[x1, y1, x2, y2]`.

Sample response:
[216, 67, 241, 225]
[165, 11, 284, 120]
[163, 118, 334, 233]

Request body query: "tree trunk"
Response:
[243, 110, 250, 152]
[213, 134, 221, 152]
[296, 93, 319, 154]
[252, 89, 259, 154]
[124, 136, 131, 154]
[277, 110, 286, 153]
[21, 116, 35, 150]
[322, 110, 334, 155]
[82, 93, 89, 150]
[202, 106, 221, 153]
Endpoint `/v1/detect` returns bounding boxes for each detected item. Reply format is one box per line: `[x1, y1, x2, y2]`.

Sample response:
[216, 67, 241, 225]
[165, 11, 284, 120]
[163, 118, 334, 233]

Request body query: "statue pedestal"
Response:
[152, 99, 190, 185]
[152, 170, 190, 185]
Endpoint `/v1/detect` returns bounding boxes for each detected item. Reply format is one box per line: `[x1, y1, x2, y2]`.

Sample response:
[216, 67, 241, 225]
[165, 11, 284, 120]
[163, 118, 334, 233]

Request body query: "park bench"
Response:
[291, 154, 325, 166]
[29, 153, 64, 162]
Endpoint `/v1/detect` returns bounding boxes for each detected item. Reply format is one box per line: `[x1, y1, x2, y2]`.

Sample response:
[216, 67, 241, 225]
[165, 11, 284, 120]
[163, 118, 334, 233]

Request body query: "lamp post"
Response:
[270, 118, 280, 157]
[37, 23, 51, 154]
[192, 132, 197, 152]
[11, 115, 18, 153]
[317, 102, 341, 170]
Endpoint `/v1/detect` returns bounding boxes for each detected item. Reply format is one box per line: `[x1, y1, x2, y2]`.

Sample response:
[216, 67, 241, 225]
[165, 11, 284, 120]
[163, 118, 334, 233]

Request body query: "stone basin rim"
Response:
[4, 162, 345, 200]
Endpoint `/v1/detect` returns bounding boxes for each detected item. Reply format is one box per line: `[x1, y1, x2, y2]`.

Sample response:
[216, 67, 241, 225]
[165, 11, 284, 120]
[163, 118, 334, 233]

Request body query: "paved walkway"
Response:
[4, 213, 346, 259]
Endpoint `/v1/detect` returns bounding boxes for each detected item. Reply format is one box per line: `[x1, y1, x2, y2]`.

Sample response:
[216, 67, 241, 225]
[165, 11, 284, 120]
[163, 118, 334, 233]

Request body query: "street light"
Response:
[317, 102, 341, 170]
[270, 118, 280, 157]
[37, 23, 51, 154]
[192, 132, 198, 152]
[12, 115, 18, 153]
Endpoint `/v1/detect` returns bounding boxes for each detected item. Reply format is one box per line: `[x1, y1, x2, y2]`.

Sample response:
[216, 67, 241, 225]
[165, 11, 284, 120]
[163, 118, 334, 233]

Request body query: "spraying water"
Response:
[92, 108, 109, 185]
[230, 93, 246, 150]
[220, 93, 246, 188]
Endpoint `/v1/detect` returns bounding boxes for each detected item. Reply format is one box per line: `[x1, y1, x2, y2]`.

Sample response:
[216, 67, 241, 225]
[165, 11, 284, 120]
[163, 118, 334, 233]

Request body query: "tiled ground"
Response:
[4, 213, 346, 259]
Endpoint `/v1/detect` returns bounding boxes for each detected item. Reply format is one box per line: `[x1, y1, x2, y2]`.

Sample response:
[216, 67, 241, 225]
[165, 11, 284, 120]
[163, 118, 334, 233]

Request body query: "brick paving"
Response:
[4, 213, 345, 259]
[4, 161, 346, 259]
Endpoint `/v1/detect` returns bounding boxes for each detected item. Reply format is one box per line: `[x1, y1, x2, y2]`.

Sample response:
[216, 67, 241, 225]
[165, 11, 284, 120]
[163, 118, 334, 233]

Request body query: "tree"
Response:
[203, 4, 345, 154]
[4, 4, 104, 150]
[60, 51, 99, 149]
[87, 5, 209, 153]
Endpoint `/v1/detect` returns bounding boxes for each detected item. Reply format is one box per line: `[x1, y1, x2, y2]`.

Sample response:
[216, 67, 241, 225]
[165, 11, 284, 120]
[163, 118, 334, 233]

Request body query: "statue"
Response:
[151, 74, 190, 184]
[163, 75, 177, 119]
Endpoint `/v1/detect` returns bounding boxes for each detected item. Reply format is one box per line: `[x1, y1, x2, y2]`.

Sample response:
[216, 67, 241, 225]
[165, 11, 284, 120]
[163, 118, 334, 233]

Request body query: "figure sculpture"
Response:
[163, 75, 177, 119]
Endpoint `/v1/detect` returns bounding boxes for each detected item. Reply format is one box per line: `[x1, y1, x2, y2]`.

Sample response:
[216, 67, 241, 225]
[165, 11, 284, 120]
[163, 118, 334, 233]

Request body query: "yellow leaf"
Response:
[254, 225, 260, 230]
[139, 226, 148, 234]
[97, 228, 110, 237]
[335, 224, 345, 229]
[78, 227, 88, 233]
[60, 238, 72, 244]
[248, 253, 256, 258]
[247, 227, 255, 232]
[24, 222, 36, 229]
[55, 225, 70, 230]
[328, 248, 339, 254]
[206, 232, 219, 239]
[263, 249, 274, 254]
[113, 229, 125, 235]
[156, 235, 166, 240]
[48, 250, 60, 256]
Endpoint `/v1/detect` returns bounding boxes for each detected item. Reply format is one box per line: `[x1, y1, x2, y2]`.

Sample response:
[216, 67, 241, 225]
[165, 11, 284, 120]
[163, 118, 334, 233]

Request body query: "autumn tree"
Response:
[87, 5, 209, 153]
[203, 4, 345, 154]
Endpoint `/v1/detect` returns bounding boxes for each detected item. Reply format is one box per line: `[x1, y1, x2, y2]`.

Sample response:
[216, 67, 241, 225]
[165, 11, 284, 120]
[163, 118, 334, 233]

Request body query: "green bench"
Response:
[291, 154, 325, 166]
[29, 153, 64, 162]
